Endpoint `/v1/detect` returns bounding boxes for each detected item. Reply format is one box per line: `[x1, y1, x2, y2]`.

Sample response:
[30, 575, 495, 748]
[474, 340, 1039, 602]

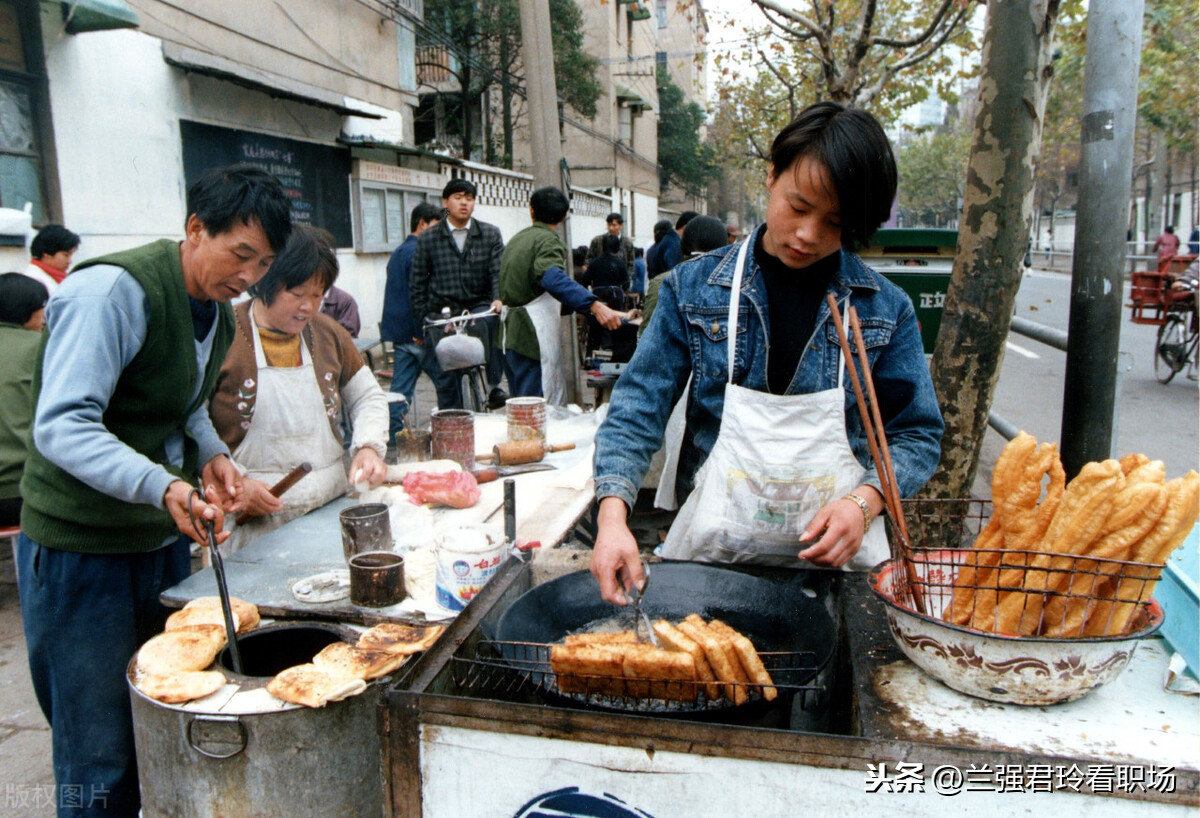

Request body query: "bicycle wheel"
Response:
[1155, 313, 1188, 384]
[460, 368, 486, 413]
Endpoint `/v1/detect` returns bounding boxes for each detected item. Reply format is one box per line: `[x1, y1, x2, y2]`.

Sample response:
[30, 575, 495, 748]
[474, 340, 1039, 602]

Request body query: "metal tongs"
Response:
[624, 562, 661, 647]
[188, 488, 243, 674]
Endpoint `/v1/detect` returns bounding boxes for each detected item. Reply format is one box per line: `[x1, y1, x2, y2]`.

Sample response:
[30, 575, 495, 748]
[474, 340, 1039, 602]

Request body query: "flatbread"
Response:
[166, 606, 240, 635]
[135, 670, 226, 704]
[181, 596, 260, 633]
[266, 664, 367, 708]
[136, 627, 225, 675]
[356, 623, 445, 655]
[312, 642, 407, 681]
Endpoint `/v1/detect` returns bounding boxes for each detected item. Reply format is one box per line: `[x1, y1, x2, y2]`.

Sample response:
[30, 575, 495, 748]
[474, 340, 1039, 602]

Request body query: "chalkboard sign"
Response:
[180, 120, 352, 247]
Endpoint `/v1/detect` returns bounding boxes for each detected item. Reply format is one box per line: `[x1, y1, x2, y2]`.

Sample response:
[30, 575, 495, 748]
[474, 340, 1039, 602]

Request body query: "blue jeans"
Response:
[16, 533, 191, 818]
[503, 349, 543, 398]
[388, 341, 439, 440]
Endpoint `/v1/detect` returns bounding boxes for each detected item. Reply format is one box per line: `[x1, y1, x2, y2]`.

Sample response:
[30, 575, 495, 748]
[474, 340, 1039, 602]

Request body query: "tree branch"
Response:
[759, 7, 817, 42]
[871, 0, 957, 49]
[851, 0, 878, 65]
[751, 0, 824, 38]
[887, 6, 971, 74]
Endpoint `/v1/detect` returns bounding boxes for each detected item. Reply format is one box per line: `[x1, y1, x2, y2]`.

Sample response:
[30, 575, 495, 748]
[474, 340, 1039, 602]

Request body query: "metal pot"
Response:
[129, 622, 387, 818]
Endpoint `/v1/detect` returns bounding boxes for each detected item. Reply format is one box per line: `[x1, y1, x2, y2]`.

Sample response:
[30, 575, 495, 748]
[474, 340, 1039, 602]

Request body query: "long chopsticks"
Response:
[825, 293, 926, 614]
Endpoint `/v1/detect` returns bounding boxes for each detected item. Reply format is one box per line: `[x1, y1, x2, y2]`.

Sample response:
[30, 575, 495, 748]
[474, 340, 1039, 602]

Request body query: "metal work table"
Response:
[162, 411, 600, 624]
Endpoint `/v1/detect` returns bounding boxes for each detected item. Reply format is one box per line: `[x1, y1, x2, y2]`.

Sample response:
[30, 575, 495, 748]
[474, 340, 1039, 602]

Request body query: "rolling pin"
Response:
[234, 462, 312, 525]
[475, 441, 575, 466]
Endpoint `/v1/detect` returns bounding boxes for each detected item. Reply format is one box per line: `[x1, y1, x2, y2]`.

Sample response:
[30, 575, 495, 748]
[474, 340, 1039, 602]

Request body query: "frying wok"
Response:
[492, 561, 838, 711]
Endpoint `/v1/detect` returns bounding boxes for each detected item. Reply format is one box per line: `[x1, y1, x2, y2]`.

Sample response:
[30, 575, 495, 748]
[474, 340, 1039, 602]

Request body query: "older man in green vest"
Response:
[16, 165, 291, 817]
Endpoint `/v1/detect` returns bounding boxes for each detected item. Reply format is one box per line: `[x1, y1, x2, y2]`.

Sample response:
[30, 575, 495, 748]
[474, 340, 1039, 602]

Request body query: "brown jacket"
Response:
[209, 301, 365, 452]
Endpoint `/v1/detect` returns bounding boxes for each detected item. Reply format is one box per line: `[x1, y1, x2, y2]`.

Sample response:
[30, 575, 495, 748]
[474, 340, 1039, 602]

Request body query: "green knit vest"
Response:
[20, 239, 234, 553]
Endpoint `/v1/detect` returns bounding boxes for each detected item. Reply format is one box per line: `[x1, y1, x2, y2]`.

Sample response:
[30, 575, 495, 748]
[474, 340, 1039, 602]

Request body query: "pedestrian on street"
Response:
[646, 211, 698, 279]
[16, 165, 291, 817]
[409, 178, 507, 410]
[585, 212, 635, 279]
[631, 246, 647, 301]
[0, 273, 49, 528]
[381, 201, 444, 439]
[497, 187, 620, 403]
[23, 223, 80, 295]
[1154, 225, 1181, 271]
[320, 283, 361, 337]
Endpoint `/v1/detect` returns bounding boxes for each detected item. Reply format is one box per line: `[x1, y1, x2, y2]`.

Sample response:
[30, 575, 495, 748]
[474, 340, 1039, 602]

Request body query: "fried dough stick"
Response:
[993, 459, 1124, 635]
[1039, 469, 1166, 636]
[946, 432, 1040, 626]
[1084, 471, 1200, 637]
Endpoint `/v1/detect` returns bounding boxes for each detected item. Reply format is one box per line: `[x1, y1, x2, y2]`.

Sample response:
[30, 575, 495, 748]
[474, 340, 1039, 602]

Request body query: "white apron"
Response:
[659, 239, 889, 571]
[522, 290, 566, 405]
[225, 309, 349, 552]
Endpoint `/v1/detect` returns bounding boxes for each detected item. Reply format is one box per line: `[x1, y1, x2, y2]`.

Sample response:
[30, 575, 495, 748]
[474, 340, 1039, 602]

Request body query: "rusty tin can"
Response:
[431, 409, 475, 470]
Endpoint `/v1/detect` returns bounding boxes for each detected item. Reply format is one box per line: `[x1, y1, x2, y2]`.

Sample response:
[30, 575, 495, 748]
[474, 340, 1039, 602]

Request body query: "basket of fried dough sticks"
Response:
[868, 432, 1199, 705]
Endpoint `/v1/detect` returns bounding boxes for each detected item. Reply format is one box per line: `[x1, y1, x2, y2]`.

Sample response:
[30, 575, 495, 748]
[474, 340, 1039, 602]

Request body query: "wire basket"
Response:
[886, 499, 1165, 640]
[450, 639, 827, 714]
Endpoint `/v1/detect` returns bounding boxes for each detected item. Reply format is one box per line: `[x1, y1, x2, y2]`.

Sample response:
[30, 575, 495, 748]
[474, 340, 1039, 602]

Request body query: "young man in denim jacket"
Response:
[591, 103, 943, 604]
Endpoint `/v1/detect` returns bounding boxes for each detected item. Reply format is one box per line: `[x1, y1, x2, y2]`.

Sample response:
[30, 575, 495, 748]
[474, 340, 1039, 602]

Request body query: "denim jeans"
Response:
[16, 533, 191, 818]
[388, 341, 439, 440]
[503, 348, 542, 398]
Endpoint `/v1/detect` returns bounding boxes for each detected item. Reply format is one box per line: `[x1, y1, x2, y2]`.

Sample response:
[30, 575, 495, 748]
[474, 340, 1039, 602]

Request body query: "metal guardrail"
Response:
[987, 316, 1069, 441]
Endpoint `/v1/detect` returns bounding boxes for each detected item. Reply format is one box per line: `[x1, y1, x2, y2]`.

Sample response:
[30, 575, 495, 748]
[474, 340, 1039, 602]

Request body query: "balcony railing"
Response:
[416, 45, 454, 85]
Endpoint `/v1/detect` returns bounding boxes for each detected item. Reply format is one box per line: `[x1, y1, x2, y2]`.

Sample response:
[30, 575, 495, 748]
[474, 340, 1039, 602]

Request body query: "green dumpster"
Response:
[857, 228, 956, 354]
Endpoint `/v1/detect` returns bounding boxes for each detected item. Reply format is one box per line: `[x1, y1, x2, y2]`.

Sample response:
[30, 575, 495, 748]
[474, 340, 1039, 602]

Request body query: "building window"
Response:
[618, 105, 633, 146]
[656, 0, 667, 28]
[355, 183, 439, 252]
[0, 1, 47, 223]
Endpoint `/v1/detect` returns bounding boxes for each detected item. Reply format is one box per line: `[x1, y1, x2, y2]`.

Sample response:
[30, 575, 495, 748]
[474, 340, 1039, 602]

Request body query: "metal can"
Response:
[506, 396, 546, 446]
[431, 409, 475, 470]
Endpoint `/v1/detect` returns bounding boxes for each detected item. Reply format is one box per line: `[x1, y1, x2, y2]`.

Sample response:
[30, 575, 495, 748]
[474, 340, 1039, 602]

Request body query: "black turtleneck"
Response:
[753, 232, 839, 394]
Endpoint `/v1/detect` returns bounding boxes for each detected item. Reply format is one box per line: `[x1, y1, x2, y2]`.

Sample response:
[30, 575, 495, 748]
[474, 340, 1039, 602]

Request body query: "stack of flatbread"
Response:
[134, 626, 228, 704]
[549, 615, 775, 705]
[266, 623, 446, 708]
[165, 596, 261, 635]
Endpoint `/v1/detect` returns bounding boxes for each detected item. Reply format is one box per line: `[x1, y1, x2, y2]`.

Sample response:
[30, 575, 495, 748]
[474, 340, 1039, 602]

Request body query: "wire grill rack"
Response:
[885, 499, 1165, 639]
[450, 639, 828, 713]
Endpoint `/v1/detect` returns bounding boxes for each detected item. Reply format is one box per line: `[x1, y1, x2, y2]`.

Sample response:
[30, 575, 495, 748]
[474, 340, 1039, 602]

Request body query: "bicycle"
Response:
[424, 306, 496, 412]
[1154, 279, 1198, 384]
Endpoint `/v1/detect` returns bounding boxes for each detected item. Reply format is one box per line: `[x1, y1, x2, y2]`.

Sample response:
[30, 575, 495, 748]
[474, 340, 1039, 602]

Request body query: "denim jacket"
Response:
[593, 228, 944, 510]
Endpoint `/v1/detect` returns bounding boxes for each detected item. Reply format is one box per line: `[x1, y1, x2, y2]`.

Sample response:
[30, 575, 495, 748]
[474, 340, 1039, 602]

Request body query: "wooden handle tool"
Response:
[491, 440, 575, 466]
[235, 462, 312, 525]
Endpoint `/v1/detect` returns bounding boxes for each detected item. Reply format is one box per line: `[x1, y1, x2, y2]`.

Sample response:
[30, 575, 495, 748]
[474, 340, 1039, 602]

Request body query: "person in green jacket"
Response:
[0, 272, 48, 527]
[16, 165, 291, 818]
[497, 187, 620, 403]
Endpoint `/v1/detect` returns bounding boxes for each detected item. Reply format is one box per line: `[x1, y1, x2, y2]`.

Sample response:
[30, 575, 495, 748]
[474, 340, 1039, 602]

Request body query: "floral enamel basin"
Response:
[868, 550, 1164, 706]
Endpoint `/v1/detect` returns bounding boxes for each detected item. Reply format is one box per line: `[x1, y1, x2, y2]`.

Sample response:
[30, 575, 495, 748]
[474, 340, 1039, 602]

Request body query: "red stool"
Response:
[1, 524, 19, 565]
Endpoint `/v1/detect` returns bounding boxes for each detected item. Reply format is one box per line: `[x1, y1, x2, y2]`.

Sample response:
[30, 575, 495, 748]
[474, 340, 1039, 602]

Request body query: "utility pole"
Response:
[1060, 0, 1144, 477]
[517, 0, 579, 403]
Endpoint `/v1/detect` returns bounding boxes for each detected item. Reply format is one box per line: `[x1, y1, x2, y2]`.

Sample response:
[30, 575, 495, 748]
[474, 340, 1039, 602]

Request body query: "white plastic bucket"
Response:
[435, 525, 506, 611]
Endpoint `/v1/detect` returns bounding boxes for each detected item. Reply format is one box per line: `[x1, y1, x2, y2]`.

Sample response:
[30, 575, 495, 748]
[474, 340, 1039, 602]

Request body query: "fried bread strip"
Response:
[1084, 471, 1199, 636]
[678, 618, 747, 705]
[1039, 478, 1167, 636]
[994, 459, 1124, 634]
[707, 619, 777, 702]
[654, 620, 719, 701]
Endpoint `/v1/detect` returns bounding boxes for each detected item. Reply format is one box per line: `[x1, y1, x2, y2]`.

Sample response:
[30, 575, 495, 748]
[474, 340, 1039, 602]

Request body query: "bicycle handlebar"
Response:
[423, 307, 498, 329]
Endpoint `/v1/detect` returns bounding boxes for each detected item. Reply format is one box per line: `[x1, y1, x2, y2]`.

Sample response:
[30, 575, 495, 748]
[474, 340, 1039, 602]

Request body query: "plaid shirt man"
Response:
[410, 217, 504, 320]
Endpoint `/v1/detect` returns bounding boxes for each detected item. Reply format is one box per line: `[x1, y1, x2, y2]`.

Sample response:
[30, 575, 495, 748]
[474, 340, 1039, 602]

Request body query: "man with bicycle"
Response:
[410, 178, 507, 409]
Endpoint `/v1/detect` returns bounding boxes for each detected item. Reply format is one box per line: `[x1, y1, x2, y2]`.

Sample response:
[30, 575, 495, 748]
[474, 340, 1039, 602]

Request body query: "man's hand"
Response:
[164, 480, 229, 546]
[589, 301, 622, 331]
[589, 496, 643, 605]
[798, 485, 883, 568]
[490, 299, 504, 314]
[201, 454, 244, 512]
[349, 447, 387, 488]
[238, 477, 285, 519]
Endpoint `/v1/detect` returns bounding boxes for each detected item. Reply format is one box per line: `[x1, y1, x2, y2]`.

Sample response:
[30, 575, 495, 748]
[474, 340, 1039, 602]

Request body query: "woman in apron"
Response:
[209, 225, 389, 551]
[590, 102, 944, 604]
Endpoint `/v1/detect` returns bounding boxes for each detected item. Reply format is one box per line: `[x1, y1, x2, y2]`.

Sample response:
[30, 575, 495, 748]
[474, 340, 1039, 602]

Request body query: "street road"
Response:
[982, 268, 1199, 484]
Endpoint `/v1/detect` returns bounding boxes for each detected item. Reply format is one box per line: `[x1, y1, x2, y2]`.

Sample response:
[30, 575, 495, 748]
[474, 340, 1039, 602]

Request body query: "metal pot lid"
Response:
[292, 570, 351, 603]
